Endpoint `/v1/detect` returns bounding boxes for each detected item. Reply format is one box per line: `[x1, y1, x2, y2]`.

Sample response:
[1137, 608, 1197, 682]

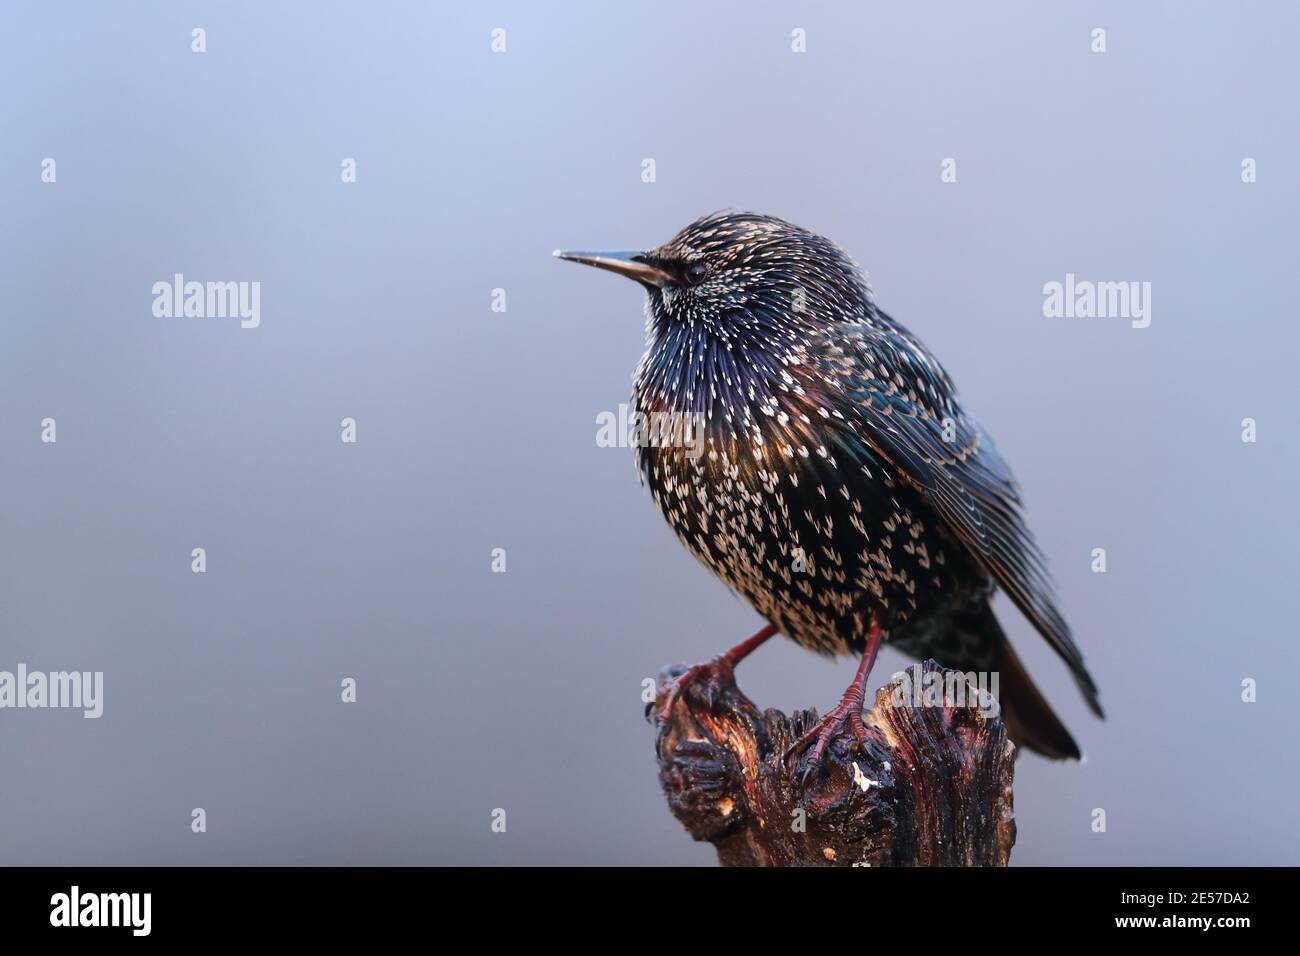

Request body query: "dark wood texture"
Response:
[650, 659, 1016, 866]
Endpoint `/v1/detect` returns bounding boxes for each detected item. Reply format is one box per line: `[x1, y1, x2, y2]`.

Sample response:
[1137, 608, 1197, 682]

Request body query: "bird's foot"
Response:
[784, 623, 884, 787]
[784, 690, 872, 788]
[653, 623, 778, 728]
[656, 656, 736, 727]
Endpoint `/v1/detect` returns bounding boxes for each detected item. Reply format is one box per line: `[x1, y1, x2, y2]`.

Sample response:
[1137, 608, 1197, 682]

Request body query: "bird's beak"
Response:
[552, 249, 672, 290]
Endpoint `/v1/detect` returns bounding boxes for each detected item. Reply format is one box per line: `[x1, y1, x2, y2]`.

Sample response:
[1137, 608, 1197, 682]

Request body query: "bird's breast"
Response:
[631, 381, 965, 656]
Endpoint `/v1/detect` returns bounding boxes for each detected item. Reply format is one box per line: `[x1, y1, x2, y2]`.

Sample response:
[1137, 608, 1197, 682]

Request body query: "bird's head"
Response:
[555, 211, 872, 344]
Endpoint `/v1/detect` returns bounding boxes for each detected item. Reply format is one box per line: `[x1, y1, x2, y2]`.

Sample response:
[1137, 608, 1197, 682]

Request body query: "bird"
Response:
[555, 211, 1102, 774]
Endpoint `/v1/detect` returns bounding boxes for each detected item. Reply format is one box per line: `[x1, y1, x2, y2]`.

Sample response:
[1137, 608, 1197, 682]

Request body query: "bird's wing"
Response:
[804, 317, 1102, 715]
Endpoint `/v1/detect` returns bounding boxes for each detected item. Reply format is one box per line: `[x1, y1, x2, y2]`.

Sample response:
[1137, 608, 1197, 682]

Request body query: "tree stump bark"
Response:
[649, 658, 1017, 866]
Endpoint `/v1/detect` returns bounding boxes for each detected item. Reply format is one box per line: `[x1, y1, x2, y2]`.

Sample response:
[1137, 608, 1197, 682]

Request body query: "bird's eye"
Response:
[682, 262, 708, 286]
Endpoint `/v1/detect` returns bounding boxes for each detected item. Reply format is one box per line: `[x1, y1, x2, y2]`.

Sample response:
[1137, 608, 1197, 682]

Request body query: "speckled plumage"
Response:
[566, 211, 1102, 759]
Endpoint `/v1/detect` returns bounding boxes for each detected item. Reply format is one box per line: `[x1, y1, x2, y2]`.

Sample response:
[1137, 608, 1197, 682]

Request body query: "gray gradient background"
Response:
[1, 1, 1297, 865]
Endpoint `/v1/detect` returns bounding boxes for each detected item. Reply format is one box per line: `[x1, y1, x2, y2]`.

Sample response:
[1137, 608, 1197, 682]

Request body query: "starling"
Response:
[556, 211, 1102, 770]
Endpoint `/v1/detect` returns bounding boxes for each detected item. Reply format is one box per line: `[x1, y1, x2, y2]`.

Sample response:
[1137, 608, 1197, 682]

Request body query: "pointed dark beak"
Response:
[552, 249, 672, 290]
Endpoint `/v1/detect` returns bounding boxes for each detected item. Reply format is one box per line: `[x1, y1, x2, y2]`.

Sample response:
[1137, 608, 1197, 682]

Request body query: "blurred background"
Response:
[1, 1, 1296, 865]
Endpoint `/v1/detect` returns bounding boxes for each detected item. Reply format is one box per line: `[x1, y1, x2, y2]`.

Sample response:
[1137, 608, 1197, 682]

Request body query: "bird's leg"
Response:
[657, 623, 777, 724]
[785, 623, 885, 783]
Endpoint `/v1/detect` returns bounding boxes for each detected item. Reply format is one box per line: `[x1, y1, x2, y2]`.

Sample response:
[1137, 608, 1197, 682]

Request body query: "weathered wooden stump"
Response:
[649, 658, 1017, 866]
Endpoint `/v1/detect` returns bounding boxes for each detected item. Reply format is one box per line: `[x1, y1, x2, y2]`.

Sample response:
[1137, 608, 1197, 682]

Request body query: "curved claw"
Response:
[784, 624, 884, 786]
[784, 699, 873, 784]
[656, 657, 734, 727]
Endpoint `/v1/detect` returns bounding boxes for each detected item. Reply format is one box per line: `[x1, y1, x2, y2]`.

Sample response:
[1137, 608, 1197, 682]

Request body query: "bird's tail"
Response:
[995, 635, 1081, 759]
[930, 601, 1084, 760]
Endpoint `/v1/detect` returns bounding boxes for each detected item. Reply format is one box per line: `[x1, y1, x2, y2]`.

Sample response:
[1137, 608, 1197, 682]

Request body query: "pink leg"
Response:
[785, 623, 885, 781]
[657, 623, 778, 724]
